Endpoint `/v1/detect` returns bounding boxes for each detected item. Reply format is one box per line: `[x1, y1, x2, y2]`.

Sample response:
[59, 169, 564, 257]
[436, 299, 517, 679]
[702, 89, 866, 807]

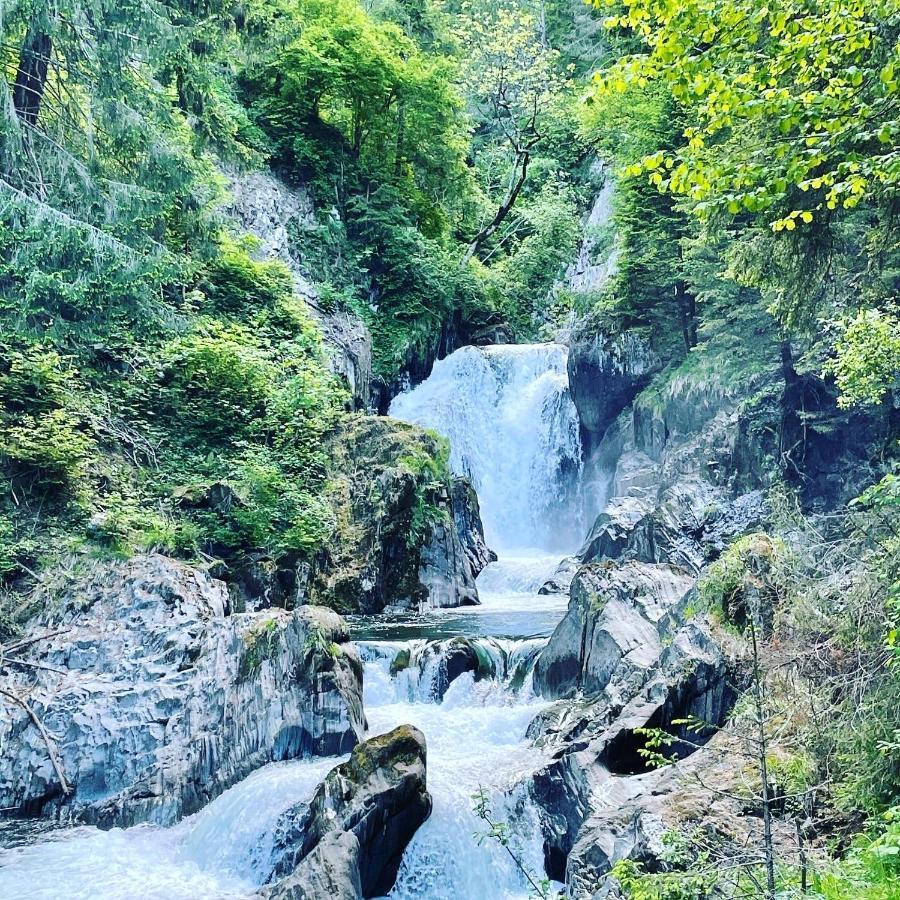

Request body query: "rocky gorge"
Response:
[0, 313, 893, 898]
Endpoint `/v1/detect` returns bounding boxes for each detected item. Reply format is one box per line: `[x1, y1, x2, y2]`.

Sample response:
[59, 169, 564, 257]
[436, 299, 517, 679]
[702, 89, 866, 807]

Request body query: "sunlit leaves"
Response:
[824, 309, 900, 407]
[589, 0, 900, 228]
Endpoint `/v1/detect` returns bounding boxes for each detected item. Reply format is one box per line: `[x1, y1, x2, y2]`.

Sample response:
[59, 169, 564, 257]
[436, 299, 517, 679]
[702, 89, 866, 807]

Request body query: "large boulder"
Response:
[310, 417, 492, 613]
[533, 562, 695, 701]
[0, 556, 365, 827]
[527, 560, 738, 883]
[266, 725, 431, 899]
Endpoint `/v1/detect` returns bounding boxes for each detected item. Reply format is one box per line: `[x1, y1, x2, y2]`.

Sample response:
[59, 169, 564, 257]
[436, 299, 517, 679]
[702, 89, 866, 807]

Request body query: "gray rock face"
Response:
[564, 175, 618, 296]
[223, 169, 372, 409]
[533, 562, 695, 701]
[419, 478, 496, 610]
[266, 725, 431, 899]
[0, 556, 365, 827]
[528, 560, 736, 884]
[578, 487, 766, 575]
[568, 328, 662, 449]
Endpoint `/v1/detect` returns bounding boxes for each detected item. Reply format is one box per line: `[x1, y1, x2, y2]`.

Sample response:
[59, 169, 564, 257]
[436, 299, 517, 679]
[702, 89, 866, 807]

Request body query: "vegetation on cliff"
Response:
[1, 0, 899, 895]
[0, 0, 597, 606]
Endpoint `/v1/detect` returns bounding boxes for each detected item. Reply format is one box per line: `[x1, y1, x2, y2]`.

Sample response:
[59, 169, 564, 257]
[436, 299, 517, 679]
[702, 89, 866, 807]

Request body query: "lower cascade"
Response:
[0, 342, 580, 899]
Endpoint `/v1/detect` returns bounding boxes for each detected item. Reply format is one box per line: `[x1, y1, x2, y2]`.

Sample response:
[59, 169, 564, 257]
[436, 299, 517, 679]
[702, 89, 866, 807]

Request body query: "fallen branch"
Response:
[0, 687, 71, 796]
[1, 657, 68, 675]
[2, 629, 68, 656]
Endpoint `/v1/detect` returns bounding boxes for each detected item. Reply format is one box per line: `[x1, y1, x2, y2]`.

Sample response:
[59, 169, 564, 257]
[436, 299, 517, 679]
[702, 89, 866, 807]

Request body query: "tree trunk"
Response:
[13, 29, 52, 127]
[676, 280, 697, 351]
[750, 618, 778, 900]
[461, 149, 530, 267]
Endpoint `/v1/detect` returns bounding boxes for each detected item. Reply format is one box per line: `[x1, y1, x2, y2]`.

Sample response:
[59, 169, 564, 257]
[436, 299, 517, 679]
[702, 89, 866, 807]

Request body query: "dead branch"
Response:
[0, 688, 71, 796]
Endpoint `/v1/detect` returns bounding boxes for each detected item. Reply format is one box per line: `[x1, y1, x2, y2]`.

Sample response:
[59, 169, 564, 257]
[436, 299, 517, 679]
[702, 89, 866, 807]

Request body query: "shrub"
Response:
[158, 323, 274, 441]
[198, 236, 294, 315]
[0, 409, 95, 492]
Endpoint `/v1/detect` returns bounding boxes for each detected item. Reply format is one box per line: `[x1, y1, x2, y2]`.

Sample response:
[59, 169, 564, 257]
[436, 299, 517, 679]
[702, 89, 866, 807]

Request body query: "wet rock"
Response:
[416, 637, 496, 701]
[0, 556, 365, 827]
[539, 556, 580, 595]
[450, 477, 497, 579]
[533, 562, 695, 701]
[568, 328, 662, 450]
[259, 832, 363, 900]
[418, 478, 494, 609]
[268, 725, 431, 899]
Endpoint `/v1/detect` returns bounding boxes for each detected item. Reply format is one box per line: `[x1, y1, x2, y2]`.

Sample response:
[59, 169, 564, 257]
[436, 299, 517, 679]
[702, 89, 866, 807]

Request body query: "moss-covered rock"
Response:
[266, 725, 431, 899]
[304, 416, 492, 613]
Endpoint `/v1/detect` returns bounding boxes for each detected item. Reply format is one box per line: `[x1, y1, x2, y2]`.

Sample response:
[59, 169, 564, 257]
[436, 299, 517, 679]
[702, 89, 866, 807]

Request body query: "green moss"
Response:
[390, 648, 411, 676]
[238, 616, 281, 679]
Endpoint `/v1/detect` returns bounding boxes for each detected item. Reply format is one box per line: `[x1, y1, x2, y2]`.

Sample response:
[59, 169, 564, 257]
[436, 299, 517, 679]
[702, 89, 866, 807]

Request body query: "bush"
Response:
[158, 323, 274, 441]
[198, 237, 294, 315]
[0, 409, 95, 492]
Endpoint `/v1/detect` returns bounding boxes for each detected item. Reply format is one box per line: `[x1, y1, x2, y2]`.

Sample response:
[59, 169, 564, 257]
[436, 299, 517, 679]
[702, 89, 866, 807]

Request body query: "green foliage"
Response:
[698, 532, 783, 622]
[198, 236, 294, 315]
[825, 309, 900, 408]
[591, 0, 900, 226]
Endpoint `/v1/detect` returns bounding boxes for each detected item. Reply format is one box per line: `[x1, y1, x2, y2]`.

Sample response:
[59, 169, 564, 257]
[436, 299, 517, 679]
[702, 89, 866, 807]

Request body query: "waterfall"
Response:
[2, 342, 585, 899]
[389, 344, 585, 552]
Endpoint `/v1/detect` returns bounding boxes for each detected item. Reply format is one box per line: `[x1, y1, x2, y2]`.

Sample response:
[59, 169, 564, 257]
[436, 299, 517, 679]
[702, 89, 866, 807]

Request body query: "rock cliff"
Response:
[0, 556, 365, 827]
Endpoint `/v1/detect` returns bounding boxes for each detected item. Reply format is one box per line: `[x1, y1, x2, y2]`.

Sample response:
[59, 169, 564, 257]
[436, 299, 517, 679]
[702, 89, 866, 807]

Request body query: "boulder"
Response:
[309, 418, 492, 613]
[0, 555, 365, 827]
[533, 562, 695, 701]
[268, 725, 431, 899]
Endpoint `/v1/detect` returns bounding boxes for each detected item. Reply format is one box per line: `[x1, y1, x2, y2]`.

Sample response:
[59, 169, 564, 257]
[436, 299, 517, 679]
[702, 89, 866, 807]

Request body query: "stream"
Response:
[0, 343, 601, 899]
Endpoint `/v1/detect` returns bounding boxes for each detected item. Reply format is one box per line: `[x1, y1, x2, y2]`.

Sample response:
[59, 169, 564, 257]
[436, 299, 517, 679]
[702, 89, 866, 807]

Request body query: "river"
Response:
[0, 343, 600, 899]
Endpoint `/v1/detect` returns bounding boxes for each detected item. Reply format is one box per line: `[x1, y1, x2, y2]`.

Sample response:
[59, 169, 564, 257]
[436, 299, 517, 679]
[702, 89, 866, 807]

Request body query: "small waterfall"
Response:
[359, 644, 556, 900]
[358, 637, 546, 705]
[389, 344, 586, 552]
[2, 342, 586, 899]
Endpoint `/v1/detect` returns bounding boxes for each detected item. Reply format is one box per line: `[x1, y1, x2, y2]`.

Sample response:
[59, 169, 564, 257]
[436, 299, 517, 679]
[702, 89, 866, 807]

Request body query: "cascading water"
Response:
[1, 343, 591, 899]
[389, 344, 588, 552]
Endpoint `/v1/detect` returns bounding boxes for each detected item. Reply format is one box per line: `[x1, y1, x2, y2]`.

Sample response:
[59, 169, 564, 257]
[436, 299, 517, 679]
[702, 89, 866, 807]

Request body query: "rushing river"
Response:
[0, 344, 598, 899]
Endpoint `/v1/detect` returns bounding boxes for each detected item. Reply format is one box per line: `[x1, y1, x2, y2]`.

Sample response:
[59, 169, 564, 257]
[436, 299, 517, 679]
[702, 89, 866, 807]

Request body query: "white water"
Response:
[361, 644, 554, 900]
[389, 344, 587, 552]
[0, 756, 342, 899]
[1, 343, 588, 899]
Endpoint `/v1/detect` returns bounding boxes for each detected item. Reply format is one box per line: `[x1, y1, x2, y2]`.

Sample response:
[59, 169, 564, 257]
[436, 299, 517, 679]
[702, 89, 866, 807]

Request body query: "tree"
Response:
[453, 0, 574, 264]
[589, 0, 900, 228]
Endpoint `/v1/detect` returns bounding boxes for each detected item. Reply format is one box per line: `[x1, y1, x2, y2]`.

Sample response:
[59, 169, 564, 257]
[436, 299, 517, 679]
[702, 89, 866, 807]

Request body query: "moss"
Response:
[239, 616, 281, 679]
[390, 648, 411, 676]
[343, 724, 424, 783]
